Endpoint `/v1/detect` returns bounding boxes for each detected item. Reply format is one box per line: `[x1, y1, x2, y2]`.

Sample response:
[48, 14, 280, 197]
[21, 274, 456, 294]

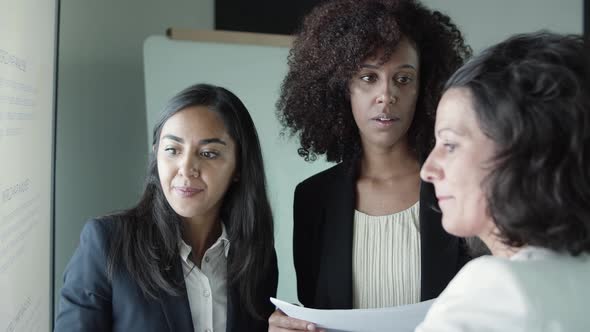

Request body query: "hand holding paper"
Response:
[269, 308, 326, 332]
[270, 297, 434, 332]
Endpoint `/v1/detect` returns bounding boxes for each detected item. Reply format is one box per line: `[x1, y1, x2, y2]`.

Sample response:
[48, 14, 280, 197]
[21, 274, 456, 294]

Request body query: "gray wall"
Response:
[423, 0, 583, 52]
[54, 0, 213, 313]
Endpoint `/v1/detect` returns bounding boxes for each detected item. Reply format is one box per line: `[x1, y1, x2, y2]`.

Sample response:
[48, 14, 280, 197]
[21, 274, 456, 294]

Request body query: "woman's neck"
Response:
[360, 140, 419, 180]
[478, 227, 519, 258]
[181, 215, 222, 266]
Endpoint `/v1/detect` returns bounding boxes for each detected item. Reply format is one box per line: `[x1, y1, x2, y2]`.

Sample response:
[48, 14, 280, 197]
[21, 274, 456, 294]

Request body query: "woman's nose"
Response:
[420, 153, 441, 183]
[377, 82, 398, 104]
[180, 156, 200, 178]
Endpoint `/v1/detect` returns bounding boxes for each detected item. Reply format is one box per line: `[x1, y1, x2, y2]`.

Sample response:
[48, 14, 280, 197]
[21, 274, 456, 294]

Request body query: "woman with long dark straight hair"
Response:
[55, 83, 278, 332]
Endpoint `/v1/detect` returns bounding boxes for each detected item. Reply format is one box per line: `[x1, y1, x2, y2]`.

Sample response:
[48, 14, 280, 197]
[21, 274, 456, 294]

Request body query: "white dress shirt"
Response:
[179, 223, 230, 332]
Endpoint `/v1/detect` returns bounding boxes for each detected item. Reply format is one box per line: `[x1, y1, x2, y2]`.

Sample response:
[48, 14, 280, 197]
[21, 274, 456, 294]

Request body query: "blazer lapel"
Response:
[419, 181, 461, 301]
[159, 258, 194, 332]
[316, 163, 356, 309]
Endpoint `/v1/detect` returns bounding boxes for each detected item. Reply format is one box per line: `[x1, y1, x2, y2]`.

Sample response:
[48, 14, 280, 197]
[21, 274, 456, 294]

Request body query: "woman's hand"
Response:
[268, 309, 325, 332]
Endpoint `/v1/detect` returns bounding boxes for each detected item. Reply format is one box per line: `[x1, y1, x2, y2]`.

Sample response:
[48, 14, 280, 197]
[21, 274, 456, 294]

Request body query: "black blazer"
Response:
[55, 218, 277, 332]
[293, 162, 470, 309]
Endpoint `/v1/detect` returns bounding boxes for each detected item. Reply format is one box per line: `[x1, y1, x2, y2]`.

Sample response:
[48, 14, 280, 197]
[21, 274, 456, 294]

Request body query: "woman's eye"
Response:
[395, 75, 413, 85]
[360, 74, 377, 83]
[201, 151, 219, 159]
[164, 147, 178, 155]
[443, 143, 456, 152]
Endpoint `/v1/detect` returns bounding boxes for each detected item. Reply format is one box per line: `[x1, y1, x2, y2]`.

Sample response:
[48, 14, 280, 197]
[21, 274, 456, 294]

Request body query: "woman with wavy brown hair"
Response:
[417, 31, 590, 331]
[270, 0, 473, 330]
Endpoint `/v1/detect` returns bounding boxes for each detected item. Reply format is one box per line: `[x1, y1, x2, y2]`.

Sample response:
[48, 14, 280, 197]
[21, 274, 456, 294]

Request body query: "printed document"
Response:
[270, 297, 434, 332]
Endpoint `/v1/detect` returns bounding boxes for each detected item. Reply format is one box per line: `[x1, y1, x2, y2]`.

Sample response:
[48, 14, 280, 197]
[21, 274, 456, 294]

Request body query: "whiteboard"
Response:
[0, 0, 57, 331]
[143, 32, 332, 303]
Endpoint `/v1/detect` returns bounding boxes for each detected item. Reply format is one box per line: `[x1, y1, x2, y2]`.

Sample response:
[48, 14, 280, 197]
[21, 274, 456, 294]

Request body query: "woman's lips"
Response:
[173, 186, 203, 197]
[371, 114, 400, 126]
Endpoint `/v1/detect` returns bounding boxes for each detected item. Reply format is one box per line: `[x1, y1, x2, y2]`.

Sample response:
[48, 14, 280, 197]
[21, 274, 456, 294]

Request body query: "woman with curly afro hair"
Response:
[270, 0, 473, 330]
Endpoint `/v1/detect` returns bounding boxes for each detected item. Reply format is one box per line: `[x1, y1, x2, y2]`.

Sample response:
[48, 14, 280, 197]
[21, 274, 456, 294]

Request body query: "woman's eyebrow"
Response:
[199, 138, 227, 146]
[161, 134, 183, 143]
[436, 127, 468, 138]
[161, 135, 227, 146]
[360, 63, 417, 70]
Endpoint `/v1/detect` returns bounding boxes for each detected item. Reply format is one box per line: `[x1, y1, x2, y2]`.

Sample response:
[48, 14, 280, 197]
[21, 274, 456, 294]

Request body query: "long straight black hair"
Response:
[106, 83, 275, 318]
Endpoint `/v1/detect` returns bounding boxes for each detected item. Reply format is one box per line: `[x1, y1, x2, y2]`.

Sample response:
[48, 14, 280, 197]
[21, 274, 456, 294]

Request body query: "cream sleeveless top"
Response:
[352, 202, 421, 308]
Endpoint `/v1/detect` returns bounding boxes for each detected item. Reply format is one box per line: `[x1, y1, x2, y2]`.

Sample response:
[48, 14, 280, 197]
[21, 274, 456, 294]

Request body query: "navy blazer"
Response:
[55, 218, 278, 332]
[293, 162, 470, 309]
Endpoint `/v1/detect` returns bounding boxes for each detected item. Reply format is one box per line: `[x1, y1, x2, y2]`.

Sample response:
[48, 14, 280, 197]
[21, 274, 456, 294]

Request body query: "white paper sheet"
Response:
[270, 297, 434, 332]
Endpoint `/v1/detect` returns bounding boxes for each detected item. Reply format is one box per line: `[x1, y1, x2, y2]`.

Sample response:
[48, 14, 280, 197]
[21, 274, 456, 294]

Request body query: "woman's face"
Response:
[156, 106, 237, 222]
[348, 38, 420, 151]
[420, 88, 496, 238]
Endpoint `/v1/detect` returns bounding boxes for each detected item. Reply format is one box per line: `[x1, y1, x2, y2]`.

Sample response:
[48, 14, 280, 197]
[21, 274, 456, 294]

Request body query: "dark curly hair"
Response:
[277, 0, 471, 163]
[445, 31, 590, 255]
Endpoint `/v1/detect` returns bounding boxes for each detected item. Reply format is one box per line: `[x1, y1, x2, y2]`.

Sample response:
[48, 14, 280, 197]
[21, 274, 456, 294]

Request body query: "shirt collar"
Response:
[179, 222, 231, 262]
[217, 222, 230, 257]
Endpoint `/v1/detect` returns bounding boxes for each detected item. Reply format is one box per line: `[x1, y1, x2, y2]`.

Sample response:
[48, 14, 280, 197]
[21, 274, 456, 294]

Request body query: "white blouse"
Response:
[179, 224, 230, 332]
[352, 202, 421, 309]
[416, 247, 590, 332]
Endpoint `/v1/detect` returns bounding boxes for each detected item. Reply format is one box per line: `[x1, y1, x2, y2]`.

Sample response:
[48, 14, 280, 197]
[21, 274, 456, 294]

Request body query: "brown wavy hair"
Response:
[277, 0, 471, 163]
[445, 32, 590, 255]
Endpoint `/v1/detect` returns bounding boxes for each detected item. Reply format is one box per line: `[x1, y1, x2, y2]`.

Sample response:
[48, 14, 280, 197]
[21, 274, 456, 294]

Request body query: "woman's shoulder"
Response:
[75, 217, 115, 253]
[417, 256, 538, 331]
[297, 162, 351, 191]
[443, 250, 590, 304]
[82, 215, 123, 235]
[508, 248, 590, 294]
[79, 215, 133, 249]
[84, 215, 115, 230]
[453, 255, 514, 279]
[429, 255, 533, 310]
[462, 248, 590, 280]
[423, 250, 590, 331]
[451, 254, 540, 285]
